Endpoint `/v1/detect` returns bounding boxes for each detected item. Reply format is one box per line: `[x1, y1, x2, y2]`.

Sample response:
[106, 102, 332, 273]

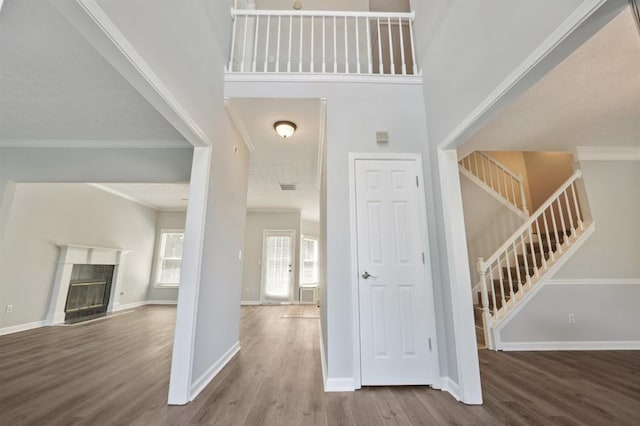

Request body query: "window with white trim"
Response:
[157, 230, 184, 285]
[301, 237, 319, 285]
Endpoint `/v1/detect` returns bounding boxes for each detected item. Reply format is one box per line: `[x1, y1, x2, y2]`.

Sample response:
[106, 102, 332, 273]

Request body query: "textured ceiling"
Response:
[91, 183, 190, 211]
[0, 0, 187, 144]
[228, 98, 322, 222]
[463, 7, 640, 153]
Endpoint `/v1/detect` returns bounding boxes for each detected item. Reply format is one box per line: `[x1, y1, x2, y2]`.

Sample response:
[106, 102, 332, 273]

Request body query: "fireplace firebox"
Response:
[64, 264, 115, 322]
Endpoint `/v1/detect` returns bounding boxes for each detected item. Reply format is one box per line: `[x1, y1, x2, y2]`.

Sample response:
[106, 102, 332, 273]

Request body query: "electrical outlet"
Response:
[568, 313, 575, 324]
[6, 304, 13, 313]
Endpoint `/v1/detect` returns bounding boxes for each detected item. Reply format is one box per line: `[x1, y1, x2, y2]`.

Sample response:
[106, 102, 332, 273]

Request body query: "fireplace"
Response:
[64, 264, 115, 322]
[46, 244, 131, 325]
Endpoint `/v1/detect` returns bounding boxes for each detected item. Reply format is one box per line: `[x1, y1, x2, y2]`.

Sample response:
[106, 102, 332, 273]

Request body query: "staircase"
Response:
[460, 154, 594, 350]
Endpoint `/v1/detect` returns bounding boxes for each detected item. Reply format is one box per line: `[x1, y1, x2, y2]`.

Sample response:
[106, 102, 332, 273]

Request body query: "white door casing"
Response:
[261, 230, 296, 304]
[353, 156, 436, 386]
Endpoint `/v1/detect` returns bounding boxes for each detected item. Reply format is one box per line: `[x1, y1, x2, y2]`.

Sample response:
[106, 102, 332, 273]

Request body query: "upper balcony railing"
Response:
[228, 8, 419, 76]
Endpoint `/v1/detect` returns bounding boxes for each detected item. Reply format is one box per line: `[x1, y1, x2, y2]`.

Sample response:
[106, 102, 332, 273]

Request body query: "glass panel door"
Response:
[261, 231, 295, 303]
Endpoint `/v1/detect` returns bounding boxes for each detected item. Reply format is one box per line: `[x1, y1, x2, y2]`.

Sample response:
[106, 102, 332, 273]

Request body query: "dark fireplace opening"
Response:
[64, 264, 114, 323]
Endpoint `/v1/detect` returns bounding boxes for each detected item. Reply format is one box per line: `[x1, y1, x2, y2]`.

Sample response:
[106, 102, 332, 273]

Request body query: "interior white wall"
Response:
[225, 80, 446, 387]
[0, 183, 157, 330]
[147, 211, 187, 303]
[192, 138, 250, 383]
[412, 0, 585, 148]
[242, 211, 302, 303]
[501, 160, 640, 345]
[84, 0, 253, 404]
[301, 219, 320, 237]
[460, 175, 524, 288]
[500, 282, 640, 345]
[556, 161, 640, 279]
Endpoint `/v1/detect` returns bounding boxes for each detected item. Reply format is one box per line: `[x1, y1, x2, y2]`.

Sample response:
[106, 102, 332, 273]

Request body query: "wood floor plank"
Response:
[1, 305, 639, 425]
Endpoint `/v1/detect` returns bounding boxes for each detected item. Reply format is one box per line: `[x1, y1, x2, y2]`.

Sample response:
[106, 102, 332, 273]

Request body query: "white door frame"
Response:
[348, 152, 440, 389]
[260, 229, 297, 305]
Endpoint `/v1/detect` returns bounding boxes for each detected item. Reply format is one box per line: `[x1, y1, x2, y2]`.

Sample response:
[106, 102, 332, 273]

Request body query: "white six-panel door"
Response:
[355, 159, 433, 385]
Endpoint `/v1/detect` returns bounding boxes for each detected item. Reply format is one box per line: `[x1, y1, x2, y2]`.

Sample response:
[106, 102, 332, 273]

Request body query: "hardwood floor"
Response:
[1, 305, 639, 425]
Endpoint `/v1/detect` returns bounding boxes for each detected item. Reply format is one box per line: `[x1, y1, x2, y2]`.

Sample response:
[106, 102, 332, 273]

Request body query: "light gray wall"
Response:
[226, 79, 444, 381]
[147, 211, 187, 303]
[460, 174, 524, 287]
[92, 0, 250, 400]
[502, 161, 640, 344]
[242, 211, 302, 303]
[301, 219, 320, 237]
[412, 0, 584, 147]
[0, 183, 157, 329]
[192, 138, 249, 382]
[557, 161, 640, 279]
[501, 283, 640, 343]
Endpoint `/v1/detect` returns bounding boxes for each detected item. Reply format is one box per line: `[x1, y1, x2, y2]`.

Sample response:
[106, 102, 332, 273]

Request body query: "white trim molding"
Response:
[437, 377, 461, 402]
[574, 146, 640, 162]
[325, 377, 356, 392]
[0, 321, 46, 337]
[70, 0, 213, 147]
[316, 99, 327, 190]
[547, 278, 640, 286]
[147, 300, 178, 305]
[189, 342, 241, 401]
[113, 301, 148, 312]
[224, 73, 423, 85]
[87, 183, 157, 210]
[240, 301, 261, 306]
[0, 139, 190, 149]
[224, 99, 256, 153]
[501, 341, 640, 351]
[438, 0, 609, 150]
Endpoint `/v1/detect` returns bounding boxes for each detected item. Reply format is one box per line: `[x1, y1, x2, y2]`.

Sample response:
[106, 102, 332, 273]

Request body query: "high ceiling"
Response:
[0, 0, 187, 144]
[463, 6, 640, 153]
[228, 98, 322, 222]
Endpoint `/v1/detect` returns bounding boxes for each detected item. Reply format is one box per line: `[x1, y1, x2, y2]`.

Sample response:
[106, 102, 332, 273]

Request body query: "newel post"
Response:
[477, 257, 493, 349]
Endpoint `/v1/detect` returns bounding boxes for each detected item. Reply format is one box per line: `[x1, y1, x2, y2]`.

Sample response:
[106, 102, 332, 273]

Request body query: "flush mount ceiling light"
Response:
[274, 120, 297, 139]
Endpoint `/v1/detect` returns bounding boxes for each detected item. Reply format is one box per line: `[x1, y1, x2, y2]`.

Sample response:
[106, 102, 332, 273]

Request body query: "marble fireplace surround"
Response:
[45, 244, 131, 325]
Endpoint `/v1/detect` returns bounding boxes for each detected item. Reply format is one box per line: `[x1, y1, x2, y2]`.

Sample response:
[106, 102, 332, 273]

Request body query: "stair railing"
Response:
[476, 170, 585, 347]
[459, 152, 528, 216]
[228, 7, 418, 75]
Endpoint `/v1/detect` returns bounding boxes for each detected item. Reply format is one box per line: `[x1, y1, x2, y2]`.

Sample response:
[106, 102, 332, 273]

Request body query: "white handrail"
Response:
[459, 151, 528, 215]
[478, 170, 582, 270]
[231, 9, 415, 19]
[476, 170, 585, 348]
[228, 8, 418, 76]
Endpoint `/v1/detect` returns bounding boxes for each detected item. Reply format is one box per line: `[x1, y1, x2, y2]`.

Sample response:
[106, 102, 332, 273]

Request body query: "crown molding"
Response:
[63, 0, 212, 148]
[574, 146, 640, 161]
[87, 183, 157, 209]
[439, 0, 610, 150]
[316, 99, 327, 190]
[0, 139, 190, 149]
[223, 99, 255, 153]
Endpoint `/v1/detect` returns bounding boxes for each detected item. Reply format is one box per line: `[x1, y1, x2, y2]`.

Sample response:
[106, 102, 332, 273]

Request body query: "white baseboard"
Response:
[190, 341, 241, 401]
[240, 301, 261, 306]
[146, 300, 178, 305]
[113, 301, 148, 311]
[438, 377, 461, 401]
[317, 318, 355, 392]
[0, 320, 46, 336]
[325, 377, 356, 392]
[501, 341, 640, 351]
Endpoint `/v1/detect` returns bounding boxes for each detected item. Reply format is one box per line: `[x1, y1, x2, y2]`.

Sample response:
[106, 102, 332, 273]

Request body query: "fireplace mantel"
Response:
[45, 244, 132, 325]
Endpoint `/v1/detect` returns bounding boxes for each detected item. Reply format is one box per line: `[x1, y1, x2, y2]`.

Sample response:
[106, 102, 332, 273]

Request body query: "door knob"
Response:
[361, 271, 377, 279]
